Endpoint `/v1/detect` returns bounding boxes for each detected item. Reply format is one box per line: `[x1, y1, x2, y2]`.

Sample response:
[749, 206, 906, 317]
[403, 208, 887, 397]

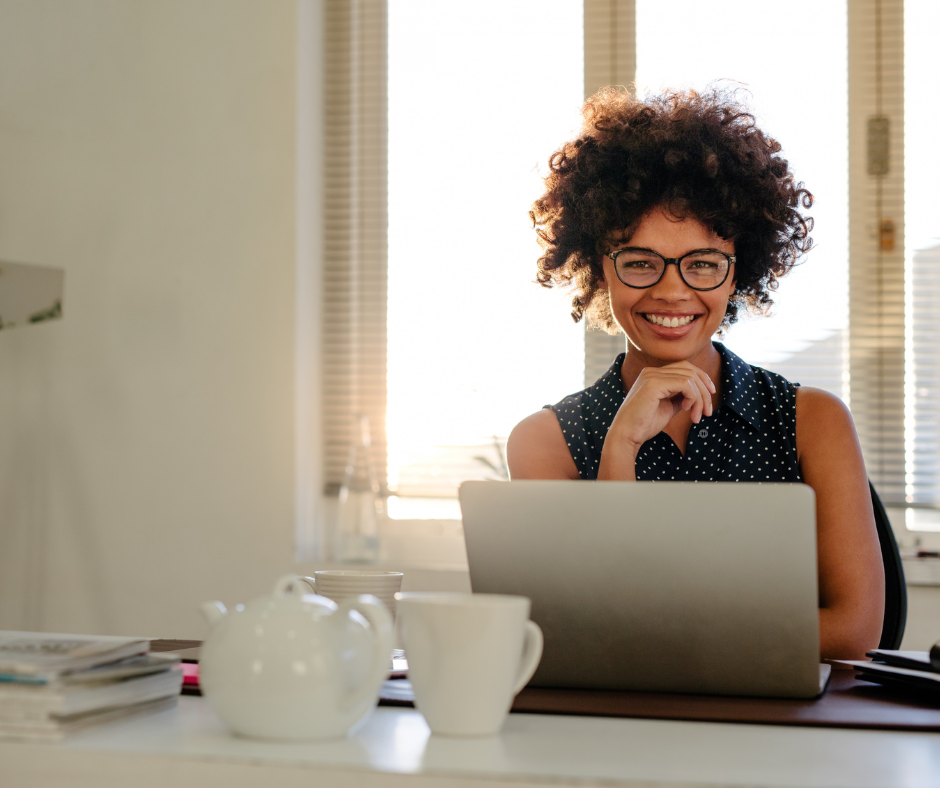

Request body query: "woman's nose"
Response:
[650, 262, 692, 298]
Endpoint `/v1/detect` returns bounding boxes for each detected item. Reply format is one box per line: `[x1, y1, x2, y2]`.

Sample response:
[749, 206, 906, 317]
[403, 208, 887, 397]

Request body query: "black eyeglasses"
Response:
[606, 247, 736, 291]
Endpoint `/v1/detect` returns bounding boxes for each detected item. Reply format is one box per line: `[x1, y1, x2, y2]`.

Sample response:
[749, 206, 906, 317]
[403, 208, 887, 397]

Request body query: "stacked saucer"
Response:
[307, 570, 403, 619]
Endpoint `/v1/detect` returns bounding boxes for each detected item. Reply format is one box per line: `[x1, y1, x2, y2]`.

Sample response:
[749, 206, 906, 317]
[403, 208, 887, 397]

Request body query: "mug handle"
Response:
[273, 574, 316, 596]
[335, 594, 394, 713]
[511, 620, 544, 695]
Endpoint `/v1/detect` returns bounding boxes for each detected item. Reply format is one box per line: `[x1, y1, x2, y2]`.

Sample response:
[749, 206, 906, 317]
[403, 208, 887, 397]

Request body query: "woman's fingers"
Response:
[660, 373, 704, 423]
[683, 366, 716, 417]
[691, 373, 713, 422]
[671, 364, 715, 421]
[683, 373, 710, 424]
[701, 368, 717, 395]
[650, 366, 709, 421]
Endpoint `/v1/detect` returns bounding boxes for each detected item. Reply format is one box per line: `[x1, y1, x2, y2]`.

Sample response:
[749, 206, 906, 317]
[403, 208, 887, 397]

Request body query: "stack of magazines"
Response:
[0, 631, 182, 742]
[836, 645, 940, 695]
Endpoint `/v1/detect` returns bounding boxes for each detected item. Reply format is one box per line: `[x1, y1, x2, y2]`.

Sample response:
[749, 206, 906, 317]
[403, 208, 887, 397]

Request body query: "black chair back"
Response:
[870, 481, 907, 649]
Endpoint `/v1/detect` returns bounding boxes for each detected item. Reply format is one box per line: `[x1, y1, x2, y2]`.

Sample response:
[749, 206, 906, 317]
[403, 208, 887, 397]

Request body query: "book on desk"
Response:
[831, 646, 940, 697]
[0, 631, 183, 742]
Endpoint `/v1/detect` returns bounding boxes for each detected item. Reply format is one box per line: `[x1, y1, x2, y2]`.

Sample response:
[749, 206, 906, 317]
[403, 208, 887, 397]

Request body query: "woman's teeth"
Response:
[644, 314, 696, 328]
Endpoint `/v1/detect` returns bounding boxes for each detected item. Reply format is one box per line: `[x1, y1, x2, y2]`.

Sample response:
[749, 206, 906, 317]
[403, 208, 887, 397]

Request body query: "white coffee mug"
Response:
[303, 570, 403, 618]
[395, 592, 543, 737]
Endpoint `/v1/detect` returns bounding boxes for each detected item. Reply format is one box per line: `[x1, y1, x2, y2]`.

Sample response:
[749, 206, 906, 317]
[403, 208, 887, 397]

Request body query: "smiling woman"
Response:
[507, 87, 885, 661]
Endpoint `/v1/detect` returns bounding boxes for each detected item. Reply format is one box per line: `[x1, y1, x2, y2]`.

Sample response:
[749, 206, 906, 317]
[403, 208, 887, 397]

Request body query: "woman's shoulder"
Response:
[507, 408, 580, 479]
[794, 386, 856, 438]
[777, 383, 857, 465]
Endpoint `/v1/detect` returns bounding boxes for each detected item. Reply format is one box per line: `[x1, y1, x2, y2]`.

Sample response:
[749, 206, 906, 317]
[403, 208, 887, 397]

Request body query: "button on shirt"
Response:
[548, 342, 803, 482]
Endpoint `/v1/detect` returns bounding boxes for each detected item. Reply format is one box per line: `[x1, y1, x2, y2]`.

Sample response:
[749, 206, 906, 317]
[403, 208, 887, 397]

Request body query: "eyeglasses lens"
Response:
[678, 252, 730, 288]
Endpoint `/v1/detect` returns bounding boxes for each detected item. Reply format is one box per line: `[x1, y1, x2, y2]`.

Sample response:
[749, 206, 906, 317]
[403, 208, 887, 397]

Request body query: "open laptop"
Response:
[459, 480, 830, 699]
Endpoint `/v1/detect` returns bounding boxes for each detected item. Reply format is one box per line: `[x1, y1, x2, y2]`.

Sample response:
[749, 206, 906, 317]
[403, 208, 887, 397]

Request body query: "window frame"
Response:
[304, 0, 938, 564]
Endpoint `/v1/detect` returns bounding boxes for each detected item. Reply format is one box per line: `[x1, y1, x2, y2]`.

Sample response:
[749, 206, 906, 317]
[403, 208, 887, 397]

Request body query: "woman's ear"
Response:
[597, 253, 609, 290]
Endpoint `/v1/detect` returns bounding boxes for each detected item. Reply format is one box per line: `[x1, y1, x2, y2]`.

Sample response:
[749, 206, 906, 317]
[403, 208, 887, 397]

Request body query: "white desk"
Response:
[2, 698, 940, 788]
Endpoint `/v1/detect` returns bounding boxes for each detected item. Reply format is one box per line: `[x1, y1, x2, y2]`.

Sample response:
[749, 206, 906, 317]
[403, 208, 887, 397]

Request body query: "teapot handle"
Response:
[334, 594, 394, 714]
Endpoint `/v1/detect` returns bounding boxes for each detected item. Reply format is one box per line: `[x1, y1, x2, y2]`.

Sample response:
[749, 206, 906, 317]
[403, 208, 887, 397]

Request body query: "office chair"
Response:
[870, 481, 907, 649]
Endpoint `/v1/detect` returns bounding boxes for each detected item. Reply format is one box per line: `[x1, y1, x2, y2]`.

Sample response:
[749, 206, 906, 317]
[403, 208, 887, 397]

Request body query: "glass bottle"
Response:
[336, 414, 383, 563]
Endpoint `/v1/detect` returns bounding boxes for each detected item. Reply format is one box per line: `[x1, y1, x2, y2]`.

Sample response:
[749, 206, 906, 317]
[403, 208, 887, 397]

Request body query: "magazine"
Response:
[0, 631, 149, 678]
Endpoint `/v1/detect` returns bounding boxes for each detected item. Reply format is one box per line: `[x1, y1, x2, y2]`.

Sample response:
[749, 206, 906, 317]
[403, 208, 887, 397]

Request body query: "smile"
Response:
[643, 313, 699, 328]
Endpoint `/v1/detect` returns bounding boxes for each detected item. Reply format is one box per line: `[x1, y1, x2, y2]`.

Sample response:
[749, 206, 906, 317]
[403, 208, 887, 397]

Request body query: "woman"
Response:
[507, 87, 884, 660]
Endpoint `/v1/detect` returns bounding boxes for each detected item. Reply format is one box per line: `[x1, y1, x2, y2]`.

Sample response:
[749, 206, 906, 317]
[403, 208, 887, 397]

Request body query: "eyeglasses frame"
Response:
[606, 247, 736, 291]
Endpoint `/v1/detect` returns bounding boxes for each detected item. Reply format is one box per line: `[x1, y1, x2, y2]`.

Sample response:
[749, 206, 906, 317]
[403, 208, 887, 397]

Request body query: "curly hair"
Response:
[530, 86, 814, 333]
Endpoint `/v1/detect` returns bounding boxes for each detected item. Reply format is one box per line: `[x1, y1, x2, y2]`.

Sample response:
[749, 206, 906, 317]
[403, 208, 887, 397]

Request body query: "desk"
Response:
[1, 695, 939, 788]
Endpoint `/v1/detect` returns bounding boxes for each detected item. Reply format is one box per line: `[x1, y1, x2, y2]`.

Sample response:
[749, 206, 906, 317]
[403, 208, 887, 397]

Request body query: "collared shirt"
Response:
[548, 342, 803, 482]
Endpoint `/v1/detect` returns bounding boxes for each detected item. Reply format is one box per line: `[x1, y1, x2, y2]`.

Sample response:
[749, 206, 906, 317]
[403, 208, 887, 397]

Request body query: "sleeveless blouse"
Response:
[548, 342, 803, 482]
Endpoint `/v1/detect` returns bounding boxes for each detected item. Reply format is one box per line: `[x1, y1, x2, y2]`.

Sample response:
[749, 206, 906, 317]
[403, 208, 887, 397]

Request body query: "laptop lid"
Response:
[460, 480, 823, 699]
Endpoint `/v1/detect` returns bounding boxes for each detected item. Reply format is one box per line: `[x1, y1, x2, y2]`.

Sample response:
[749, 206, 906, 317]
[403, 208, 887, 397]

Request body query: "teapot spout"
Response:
[200, 600, 228, 627]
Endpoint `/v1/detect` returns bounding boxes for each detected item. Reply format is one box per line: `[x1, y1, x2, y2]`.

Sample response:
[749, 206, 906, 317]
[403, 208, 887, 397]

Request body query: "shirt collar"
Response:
[715, 342, 761, 431]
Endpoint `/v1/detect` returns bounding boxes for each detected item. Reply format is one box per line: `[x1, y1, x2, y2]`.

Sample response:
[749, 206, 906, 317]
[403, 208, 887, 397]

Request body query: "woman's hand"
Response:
[598, 361, 716, 480]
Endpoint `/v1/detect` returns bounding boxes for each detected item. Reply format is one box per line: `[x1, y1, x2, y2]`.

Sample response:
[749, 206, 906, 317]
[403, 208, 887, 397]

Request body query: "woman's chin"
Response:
[626, 322, 716, 362]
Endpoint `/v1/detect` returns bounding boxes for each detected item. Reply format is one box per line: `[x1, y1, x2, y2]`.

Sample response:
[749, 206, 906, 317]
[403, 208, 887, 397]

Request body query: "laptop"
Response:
[459, 480, 830, 699]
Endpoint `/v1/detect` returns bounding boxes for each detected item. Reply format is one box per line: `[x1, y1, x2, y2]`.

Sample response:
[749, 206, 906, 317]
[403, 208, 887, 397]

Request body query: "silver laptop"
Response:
[459, 480, 829, 699]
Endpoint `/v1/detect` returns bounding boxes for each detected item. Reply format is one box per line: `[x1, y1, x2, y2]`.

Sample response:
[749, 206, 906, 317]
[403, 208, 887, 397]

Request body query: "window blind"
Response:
[582, 0, 633, 386]
[848, 0, 906, 503]
[322, 0, 388, 495]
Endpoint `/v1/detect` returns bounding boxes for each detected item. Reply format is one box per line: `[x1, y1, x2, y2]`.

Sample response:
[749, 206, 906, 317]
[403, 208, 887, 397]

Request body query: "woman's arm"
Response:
[507, 409, 581, 479]
[796, 386, 885, 660]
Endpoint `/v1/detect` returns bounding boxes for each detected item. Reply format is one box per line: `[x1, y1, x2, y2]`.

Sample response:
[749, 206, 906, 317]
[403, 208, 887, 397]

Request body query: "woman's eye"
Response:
[687, 259, 720, 270]
[620, 258, 656, 270]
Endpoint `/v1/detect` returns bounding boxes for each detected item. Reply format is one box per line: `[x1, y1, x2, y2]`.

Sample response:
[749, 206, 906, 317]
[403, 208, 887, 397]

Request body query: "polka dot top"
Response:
[548, 342, 803, 482]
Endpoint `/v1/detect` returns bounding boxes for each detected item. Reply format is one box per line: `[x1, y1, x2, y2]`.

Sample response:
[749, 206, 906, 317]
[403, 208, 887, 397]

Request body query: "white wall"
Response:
[0, 0, 301, 639]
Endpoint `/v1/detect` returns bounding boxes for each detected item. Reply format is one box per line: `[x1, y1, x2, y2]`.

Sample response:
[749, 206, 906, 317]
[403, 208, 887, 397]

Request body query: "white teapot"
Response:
[199, 574, 393, 740]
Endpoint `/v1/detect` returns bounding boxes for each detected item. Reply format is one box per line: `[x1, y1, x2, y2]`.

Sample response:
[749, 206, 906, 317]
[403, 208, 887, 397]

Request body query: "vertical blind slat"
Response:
[323, 0, 389, 494]
[582, 0, 634, 386]
[848, 0, 906, 502]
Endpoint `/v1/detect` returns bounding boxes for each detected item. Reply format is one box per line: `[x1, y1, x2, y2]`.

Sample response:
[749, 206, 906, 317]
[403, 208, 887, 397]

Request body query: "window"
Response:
[905, 0, 940, 515]
[316, 0, 937, 553]
[386, 0, 585, 518]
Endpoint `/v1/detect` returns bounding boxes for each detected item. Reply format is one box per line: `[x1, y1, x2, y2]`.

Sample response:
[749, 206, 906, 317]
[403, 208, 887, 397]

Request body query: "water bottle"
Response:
[336, 414, 382, 563]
